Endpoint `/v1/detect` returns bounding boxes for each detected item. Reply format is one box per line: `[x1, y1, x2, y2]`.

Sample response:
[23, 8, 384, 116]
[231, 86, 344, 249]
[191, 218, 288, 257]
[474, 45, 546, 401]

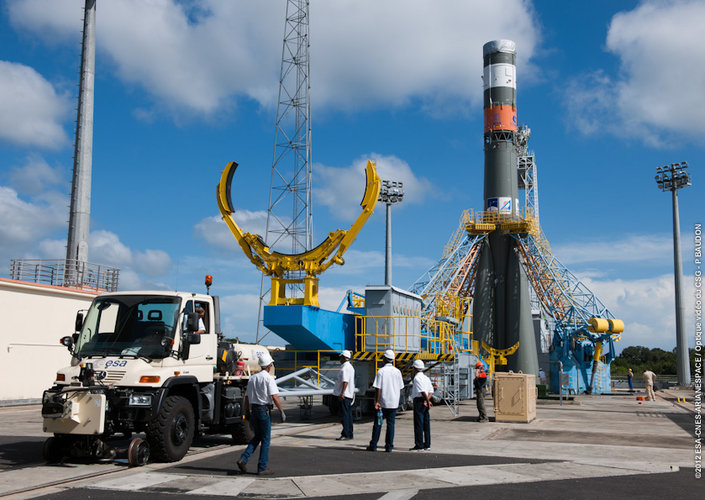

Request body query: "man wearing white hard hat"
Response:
[409, 359, 433, 451]
[366, 349, 404, 452]
[334, 350, 355, 440]
[237, 351, 285, 475]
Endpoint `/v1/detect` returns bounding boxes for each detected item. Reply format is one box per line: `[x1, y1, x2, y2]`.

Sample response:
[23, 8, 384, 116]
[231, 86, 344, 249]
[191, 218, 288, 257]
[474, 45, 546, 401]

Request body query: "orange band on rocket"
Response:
[484, 105, 517, 132]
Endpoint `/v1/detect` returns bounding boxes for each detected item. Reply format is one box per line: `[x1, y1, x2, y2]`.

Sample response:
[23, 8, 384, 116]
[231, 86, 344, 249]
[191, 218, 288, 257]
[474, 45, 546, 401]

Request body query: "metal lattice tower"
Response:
[258, 0, 312, 341]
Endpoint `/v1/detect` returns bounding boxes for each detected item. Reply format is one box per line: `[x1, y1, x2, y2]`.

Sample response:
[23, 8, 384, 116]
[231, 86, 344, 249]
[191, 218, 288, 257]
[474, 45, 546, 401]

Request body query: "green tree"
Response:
[613, 346, 677, 375]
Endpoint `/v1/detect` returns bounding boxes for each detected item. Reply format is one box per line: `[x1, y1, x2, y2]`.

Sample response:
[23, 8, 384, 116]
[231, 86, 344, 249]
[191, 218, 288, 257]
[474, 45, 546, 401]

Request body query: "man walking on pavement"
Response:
[334, 350, 355, 441]
[367, 349, 404, 452]
[409, 359, 433, 451]
[642, 369, 657, 401]
[474, 361, 488, 422]
[237, 352, 286, 475]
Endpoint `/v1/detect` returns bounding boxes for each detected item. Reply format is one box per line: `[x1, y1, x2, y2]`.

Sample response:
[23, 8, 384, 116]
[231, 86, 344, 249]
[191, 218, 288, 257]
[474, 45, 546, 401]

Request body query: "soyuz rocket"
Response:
[472, 40, 539, 375]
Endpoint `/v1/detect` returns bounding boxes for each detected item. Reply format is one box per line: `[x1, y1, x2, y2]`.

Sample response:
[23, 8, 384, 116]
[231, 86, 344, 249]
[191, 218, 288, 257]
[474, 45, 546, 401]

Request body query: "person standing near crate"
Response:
[334, 350, 355, 440]
[474, 362, 488, 423]
[409, 359, 433, 451]
[366, 350, 404, 452]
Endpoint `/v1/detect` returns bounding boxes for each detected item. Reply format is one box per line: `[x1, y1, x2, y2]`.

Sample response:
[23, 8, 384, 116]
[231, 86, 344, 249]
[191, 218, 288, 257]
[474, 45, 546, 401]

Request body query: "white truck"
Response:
[40, 290, 268, 466]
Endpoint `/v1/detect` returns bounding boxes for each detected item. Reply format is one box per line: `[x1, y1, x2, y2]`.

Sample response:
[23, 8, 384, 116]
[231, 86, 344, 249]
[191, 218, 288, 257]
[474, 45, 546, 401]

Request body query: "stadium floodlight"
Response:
[379, 180, 405, 286]
[654, 161, 691, 386]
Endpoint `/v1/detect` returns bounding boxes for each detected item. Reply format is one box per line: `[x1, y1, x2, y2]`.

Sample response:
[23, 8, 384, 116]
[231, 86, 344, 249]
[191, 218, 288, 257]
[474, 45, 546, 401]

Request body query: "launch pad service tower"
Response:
[472, 40, 539, 375]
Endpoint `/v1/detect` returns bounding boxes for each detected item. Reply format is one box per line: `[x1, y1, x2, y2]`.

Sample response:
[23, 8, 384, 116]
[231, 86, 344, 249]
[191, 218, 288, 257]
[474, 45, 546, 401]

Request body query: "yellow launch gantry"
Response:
[216, 160, 381, 307]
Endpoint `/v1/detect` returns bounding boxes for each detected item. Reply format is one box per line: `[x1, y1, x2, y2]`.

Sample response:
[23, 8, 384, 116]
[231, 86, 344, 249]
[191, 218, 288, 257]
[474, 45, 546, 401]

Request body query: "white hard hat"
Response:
[339, 350, 351, 359]
[413, 359, 424, 370]
[258, 352, 273, 367]
[383, 349, 395, 360]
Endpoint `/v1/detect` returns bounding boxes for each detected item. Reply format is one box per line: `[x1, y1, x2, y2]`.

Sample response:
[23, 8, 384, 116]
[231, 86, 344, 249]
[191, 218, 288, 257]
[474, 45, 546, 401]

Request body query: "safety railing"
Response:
[353, 314, 475, 359]
[9, 259, 120, 292]
[273, 349, 340, 388]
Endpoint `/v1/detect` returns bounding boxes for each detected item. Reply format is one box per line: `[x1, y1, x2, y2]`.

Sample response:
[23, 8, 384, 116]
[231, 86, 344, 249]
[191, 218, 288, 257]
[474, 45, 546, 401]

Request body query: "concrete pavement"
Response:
[1, 387, 699, 498]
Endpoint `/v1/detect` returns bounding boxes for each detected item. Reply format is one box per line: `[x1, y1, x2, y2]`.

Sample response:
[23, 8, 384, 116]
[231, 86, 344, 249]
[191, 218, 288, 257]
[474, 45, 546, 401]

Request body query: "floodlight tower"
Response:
[379, 180, 404, 286]
[65, 0, 96, 286]
[655, 161, 692, 386]
[258, 0, 312, 341]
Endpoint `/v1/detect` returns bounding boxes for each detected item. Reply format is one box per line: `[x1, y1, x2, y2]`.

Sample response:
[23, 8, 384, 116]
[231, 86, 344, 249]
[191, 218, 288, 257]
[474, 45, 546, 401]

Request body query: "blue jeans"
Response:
[239, 405, 271, 472]
[340, 397, 353, 438]
[413, 398, 430, 449]
[369, 408, 396, 451]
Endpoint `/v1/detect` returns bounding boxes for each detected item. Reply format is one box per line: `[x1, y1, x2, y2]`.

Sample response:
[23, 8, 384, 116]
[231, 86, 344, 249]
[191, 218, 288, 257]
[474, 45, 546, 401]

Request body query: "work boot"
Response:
[258, 469, 274, 475]
[237, 460, 247, 473]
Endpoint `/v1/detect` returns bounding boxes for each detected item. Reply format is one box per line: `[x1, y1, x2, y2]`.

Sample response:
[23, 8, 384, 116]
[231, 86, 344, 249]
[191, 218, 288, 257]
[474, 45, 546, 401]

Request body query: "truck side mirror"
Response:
[186, 333, 201, 345]
[75, 312, 84, 332]
[60, 335, 74, 353]
[183, 312, 199, 333]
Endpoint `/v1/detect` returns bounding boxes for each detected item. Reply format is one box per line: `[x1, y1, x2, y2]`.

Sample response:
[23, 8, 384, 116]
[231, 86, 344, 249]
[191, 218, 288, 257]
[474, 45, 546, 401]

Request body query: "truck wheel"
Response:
[147, 395, 195, 462]
[42, 436, 64, 463]
[128, 437, 150, 466]
[231, 418, 254, 444]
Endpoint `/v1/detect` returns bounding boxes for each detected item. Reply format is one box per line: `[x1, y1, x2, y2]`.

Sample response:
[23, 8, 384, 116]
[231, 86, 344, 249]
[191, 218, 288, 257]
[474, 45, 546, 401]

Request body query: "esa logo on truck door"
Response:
[104, 360, 128, 368]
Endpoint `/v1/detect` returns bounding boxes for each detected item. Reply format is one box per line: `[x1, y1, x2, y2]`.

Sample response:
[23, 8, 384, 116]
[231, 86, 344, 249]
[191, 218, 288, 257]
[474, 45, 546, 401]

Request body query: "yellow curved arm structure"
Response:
[217, 160, 381, 306]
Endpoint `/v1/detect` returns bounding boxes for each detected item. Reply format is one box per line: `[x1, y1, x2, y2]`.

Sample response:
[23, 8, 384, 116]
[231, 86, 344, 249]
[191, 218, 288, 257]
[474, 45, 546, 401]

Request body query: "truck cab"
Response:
[42, 291, 259, 465]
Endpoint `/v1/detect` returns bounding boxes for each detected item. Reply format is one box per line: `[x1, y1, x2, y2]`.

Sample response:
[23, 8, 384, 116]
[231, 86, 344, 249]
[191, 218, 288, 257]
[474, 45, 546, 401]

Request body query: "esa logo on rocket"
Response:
[487, 197, 512, 214]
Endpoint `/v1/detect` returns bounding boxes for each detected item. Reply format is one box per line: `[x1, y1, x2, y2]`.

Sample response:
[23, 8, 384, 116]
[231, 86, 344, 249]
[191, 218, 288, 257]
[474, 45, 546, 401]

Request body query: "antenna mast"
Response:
[65, 0, 96, 286]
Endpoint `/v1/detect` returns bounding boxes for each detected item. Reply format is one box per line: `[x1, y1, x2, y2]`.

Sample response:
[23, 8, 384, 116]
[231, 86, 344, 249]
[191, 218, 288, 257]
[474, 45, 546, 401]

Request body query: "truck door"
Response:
[182, 300, 217, 380]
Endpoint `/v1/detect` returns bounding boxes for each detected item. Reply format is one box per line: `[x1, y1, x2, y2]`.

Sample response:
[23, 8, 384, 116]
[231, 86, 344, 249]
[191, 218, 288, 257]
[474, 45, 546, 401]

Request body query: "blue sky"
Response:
[0, 0, 702, 353]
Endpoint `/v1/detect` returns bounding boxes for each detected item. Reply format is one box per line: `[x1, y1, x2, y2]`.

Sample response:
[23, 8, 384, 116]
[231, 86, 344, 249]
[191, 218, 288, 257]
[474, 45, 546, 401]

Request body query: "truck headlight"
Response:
[128, 394, 153, 407]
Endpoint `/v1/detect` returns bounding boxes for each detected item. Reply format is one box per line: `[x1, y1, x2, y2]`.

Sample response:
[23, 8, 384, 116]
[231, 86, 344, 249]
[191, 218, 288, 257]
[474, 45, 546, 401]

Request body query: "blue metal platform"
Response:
[263, 305, 354, 351]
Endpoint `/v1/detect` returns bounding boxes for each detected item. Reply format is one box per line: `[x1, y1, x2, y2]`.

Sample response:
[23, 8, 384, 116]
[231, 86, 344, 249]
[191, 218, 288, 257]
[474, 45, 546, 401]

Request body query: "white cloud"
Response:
[0, 186, 66, 249]
[552, 234, 673, 265]
[580, 273, 695, 352]
[0, 60, 70, 148]
[133, 249, 172, 277]
[314, 154, 435, 220]
[37, 239, 67, 259]
[8, 155, 66, 194]
[194, 210, 269, 251]
[89, 230, 173, 287]
[8, 0, 539, 117]
[565, 0, 705, 145]
[90, 230, 132, 265]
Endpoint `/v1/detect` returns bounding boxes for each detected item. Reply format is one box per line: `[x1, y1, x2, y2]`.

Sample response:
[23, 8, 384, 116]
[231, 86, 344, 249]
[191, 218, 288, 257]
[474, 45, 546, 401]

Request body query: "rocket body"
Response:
[483, 40, 518, 215]
[473, 40, 538, 375]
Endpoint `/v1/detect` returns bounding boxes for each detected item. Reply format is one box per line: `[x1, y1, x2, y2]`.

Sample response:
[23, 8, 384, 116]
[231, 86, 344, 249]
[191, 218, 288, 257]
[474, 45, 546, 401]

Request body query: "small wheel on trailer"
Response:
[128, 437, 150, 467]
[42, 436, 64, 464]
[231, 418, 254, 444]
[147, 395, 195, 462]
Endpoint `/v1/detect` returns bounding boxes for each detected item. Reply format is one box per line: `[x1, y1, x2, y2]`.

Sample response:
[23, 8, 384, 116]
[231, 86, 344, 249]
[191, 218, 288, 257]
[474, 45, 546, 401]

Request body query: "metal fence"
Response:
[10, 259, 119, 292]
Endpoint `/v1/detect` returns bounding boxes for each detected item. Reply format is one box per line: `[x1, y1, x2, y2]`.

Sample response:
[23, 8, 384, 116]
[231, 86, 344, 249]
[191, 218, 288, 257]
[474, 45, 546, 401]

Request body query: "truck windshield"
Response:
[74, 295, 182, 359]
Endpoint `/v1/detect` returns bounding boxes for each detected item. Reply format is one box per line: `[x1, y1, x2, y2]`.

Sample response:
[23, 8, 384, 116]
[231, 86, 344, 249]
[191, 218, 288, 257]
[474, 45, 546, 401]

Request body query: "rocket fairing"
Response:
[483, 40, 518, 216]
[473, 40, 538, 375]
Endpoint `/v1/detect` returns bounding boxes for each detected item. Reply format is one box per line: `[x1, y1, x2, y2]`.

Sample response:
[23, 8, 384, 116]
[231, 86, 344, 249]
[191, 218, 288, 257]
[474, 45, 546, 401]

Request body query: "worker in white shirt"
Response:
[237, 352, 285, 475]
[409, 359, 433, 451]
[194, 306, 206, 334]
[366, 349, 404, 452]
[334, 350, 355, 440]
